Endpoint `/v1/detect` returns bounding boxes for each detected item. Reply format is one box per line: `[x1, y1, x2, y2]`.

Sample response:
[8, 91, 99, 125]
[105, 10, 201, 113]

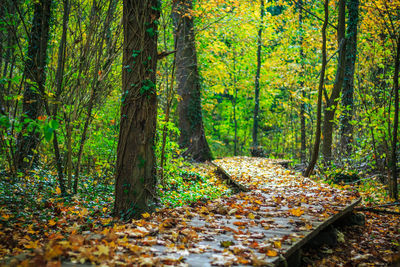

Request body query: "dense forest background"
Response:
[0, 0, 399, 205]
[1, 0, 400, 265]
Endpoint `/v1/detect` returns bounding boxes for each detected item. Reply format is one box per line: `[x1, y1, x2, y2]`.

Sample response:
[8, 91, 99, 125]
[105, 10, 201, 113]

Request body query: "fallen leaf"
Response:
[289, 207, 304, 217]
[94, 245, 109, 257]
[266, 249, 278, 257]
[220, 240, 234, 248]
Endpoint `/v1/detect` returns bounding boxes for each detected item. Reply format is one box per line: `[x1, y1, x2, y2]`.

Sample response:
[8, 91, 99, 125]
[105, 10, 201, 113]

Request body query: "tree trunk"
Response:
[321, 0, 346, 163]
[114, 0, 160, 219]
[16, 0, 52, 170]
[173, 0, 212, 162]
[251, 0, 265, 154]
[298, 0, 307, 164]
[340, 0, 359, 156]
[390, 39, 400, 200]
[53, 0, 70, 188]
[231, 48, 238, 156]
[160, 53, 176, 185]
[304, 0, 329, 177]
[233, 87, 238, 157]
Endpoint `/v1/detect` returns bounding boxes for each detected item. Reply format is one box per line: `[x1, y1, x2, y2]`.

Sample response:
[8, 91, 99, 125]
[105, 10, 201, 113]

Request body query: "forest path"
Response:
[138, 157, 360, 266]
[8, 157, 360, 266]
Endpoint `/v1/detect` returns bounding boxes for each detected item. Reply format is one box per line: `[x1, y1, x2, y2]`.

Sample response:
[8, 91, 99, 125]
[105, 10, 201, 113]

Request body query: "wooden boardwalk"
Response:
[19, 156, 360, 267]
[148, 157, 361, 266]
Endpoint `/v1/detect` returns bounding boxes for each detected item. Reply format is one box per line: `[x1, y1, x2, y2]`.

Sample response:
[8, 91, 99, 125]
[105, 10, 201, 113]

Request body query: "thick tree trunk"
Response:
[173, 0, 212, 162]
[16, 0, 52, 170]
[251, 0, 265, 154]
[340, 0, 359, 156]
[304, 0, 329, 177]
[390, 39, 400, 200]
[321, 0, 346, 163]
[114, 0, 160, 218]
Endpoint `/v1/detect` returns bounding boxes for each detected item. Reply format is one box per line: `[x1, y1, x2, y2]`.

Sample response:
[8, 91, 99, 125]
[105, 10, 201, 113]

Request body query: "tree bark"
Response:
[160, 52, 176, 185]
[304, 0, 329, 177]
[390, 38, 400, 200]
[53, 0, 70, 188]
[233, 55, 238, 157]
[114, 0, 160, 218]
[173, 0, 212, 162]
[251, 0, 265, 154]
[321, 0, 347, 163]
[15, 0, 52, 170]
[298, 0, 307, 164]
[340, 0, 359, 156]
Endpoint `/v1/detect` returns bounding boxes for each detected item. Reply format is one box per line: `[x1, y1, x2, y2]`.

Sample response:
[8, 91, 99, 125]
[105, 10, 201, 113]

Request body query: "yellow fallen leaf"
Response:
[289, 207, 304, 217]
[49, 219, 57, 226]
[248, 213, 255, 220]
[24, 240, 39, 249]
[94, 245, 109, 256]
[55, 187, 61, 195]
[142, 212, 150, 219]
[273, 241, 281, 249]
[266, 249, 278, 257]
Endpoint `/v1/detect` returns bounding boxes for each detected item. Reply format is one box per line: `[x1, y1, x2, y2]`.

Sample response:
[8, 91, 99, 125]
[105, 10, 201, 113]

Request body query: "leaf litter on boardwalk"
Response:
[0, 157, 381, 266]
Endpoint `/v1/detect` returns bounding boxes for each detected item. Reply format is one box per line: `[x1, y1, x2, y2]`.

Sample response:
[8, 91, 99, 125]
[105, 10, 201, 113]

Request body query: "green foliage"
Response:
[157, 167, 230, 207]
[154, 113, 230, 207]
[0, 0, 399, 210]
[324, 167, 360, 185]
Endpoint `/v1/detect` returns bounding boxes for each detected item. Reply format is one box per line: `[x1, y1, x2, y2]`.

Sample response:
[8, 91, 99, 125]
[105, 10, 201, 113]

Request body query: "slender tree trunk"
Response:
[390, 39, 400, 200]
[160, 57, 176, 185]
[298, 0, 307, 164]
[173, 0, 212, 162]
[304, 0, 329, 177]
[233, 88, 238, 157]
[340, 0, 359, 156]
[232, 48, 238, 156]
[52, 0, 70, 188]
[16, 0, 52, 170]
[233, 90, 238, 156]
[159, 19, 177, 185]
[322, 0, 347, 163]
[43, 97, 66, 194]
[114, 0, 160, 218]
[73, 0, 118, 193]
[251, 0, 265, 154]
[66, 123, 73, 188]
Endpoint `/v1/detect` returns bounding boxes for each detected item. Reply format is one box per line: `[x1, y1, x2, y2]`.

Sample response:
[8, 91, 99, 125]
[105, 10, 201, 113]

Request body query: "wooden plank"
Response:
[213, 157, 362, 266]
[210, 161, 250, 192]
[277, 197, 361, 264]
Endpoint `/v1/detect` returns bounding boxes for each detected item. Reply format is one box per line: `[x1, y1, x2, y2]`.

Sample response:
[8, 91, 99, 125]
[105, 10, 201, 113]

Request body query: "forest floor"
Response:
[0, 157, 399, 266]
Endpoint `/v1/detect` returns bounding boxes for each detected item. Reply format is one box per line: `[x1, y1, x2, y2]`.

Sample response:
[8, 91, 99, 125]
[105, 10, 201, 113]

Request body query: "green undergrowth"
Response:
[0, 160, 231, 227]
[314, 166, 395, 205]
[157, 167, 231, 208]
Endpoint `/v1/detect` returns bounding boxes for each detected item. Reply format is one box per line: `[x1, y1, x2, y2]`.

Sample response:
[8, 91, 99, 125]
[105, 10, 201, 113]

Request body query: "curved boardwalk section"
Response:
[12, 157, 360, 266]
